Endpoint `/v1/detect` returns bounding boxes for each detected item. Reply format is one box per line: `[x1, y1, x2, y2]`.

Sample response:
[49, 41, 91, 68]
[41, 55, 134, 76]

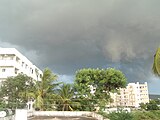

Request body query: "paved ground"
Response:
[30, 116, 97, 120]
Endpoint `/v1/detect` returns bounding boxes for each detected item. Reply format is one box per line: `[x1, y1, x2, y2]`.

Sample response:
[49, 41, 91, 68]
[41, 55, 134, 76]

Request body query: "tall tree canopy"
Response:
[74, 68, 127, 111]
[56, 84, 79, 111]
[0, 74, 35, 109]
[33, 68, 58, 111]
[0, 68, 59, 111]
[152, 47, 160, 77]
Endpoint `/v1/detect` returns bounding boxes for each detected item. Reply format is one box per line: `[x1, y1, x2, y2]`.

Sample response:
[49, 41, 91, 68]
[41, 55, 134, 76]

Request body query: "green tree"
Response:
[139, 103, 147, 110]
[56, 84, 80, 111]
[152, 47, 160, 76]
[154, 99, 160, 105]
[0, 74, 35, 109]
[0, 100, 6, 108]
[146, 100, 159, 110]
[33, 68, 58, 111]
[74, 68, 127, 111]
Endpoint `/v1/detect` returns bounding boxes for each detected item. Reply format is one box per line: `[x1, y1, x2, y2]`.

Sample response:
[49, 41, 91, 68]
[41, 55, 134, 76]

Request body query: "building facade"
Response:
[0, 48, 42, 83]
[110, 82, 149, 108]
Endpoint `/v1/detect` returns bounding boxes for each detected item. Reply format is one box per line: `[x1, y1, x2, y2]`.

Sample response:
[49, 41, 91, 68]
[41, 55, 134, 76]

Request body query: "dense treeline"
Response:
[99, 99, 160, 120]
[0, 68, 127, 111]
[100, 110, 160, 120]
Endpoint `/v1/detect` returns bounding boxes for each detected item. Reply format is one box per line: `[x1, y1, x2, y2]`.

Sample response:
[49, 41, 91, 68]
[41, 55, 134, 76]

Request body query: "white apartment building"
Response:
[110, 82, 149, 108]
[0, 48, 42, 83]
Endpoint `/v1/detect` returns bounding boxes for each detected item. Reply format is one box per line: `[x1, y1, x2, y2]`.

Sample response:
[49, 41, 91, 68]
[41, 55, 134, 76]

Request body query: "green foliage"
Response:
[100, 110, 160, 120]
[33, 68, 58, 111]
[146, 100, 159, 110]
[99, 111, 133, 120]
[154, 99, 160, 104]
[56, 84, 80, 111]
[108, 111, 133, 120]
[139, 103, 147, 110]
[140, 100, 159, 111]
[152, 47, 160, 77]
[0, 74, 35, 109]
[74, 68, 127, 111]
[132, 111, 160, 120]
[0, 100, 6, 108]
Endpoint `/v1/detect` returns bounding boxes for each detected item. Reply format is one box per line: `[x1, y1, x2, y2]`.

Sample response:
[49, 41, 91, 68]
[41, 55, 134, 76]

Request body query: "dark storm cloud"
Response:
[0, 0, 160, 84]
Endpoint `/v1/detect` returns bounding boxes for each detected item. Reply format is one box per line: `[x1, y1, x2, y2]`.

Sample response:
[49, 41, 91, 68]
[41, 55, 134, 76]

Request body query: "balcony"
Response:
[0, 60, 21, 69]
[0, 74, 16, 79]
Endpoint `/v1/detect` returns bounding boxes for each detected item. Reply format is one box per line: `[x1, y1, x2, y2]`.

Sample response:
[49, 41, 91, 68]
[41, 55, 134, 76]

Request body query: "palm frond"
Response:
[152, 48, 160, 77]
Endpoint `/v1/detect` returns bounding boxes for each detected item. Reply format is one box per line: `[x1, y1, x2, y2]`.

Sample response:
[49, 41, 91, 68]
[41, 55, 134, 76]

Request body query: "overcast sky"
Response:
[0, 0, 160, 94]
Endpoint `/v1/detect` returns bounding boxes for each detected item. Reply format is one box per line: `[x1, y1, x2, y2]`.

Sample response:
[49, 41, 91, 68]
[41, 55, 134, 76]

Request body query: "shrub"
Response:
[108, 110, 133, 120]
[146, 102, 159, 110]
[132, 111, 160, 120]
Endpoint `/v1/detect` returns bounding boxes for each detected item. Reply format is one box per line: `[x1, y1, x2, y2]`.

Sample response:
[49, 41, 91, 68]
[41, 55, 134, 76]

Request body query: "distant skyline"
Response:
[0, 0, 160, 94]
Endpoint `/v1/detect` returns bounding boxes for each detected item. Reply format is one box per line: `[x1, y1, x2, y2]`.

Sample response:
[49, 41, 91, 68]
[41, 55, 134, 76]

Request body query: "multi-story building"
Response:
[110, 82, 149, 108]
[0, 48, 42, 83]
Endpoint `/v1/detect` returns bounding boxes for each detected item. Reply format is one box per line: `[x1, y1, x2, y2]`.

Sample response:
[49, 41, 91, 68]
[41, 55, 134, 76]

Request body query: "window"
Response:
[40, 74, 42, 78]
[2, 69, 5, 72]
[16, 57, 20, 61]
[15, 68, 19, 74]
[10, 56, 14, 60]
[22, 62, 24, 67]
[25, 64, 28, 69]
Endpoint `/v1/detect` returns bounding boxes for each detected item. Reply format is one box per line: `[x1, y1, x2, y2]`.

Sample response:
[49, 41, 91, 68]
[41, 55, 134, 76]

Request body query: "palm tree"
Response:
[57, 84, 79, 111]
[34, 68, 58, 110]
[152, 47, 160, 76]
